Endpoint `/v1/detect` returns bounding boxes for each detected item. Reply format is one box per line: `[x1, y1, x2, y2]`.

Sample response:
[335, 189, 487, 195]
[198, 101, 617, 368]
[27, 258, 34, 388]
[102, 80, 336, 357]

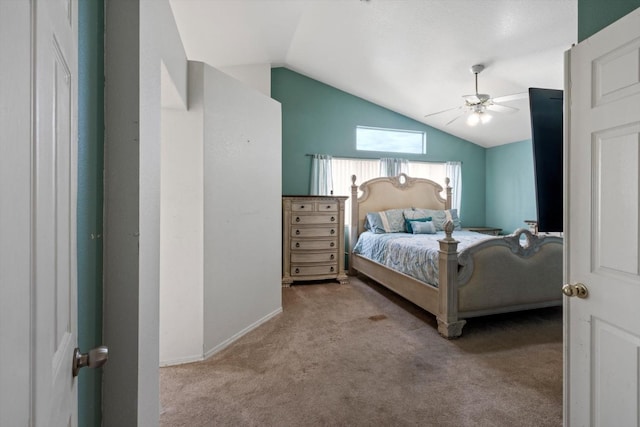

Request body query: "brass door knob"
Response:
[562, 283, 589, 299]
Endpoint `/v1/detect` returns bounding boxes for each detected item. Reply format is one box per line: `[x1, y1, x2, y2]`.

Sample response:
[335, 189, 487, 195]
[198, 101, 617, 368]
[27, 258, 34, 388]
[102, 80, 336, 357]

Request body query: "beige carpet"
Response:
[160, 276, 562, 427]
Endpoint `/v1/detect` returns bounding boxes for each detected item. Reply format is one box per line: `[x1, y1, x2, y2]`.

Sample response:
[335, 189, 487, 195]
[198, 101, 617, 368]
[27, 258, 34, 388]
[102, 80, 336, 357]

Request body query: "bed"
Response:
[348, 173, 563, 338]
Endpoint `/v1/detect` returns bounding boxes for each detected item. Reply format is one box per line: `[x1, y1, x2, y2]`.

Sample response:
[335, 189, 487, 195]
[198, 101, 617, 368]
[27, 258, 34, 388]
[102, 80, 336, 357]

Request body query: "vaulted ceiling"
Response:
[169, 0, 577, 148]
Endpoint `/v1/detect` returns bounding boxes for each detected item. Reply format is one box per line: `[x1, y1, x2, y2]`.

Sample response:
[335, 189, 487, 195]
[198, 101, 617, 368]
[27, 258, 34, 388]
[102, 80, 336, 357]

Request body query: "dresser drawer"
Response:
[291, 239, 337, 250]
[291, 227, 337, 238]
[291, 264, 338, 276]
[291, 201, 338, 212]
[291, 202, 315, 212]
[292, 214, 338, 225]
[291, 252, 337, 263]
[317, 202, 338, 212]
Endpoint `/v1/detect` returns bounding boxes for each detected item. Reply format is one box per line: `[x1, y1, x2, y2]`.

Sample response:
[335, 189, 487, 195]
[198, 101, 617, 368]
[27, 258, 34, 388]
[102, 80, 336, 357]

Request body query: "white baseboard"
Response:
[203, 307, 283, 361]
[159, 307, 283, 367]
[160, 354, 204, 367]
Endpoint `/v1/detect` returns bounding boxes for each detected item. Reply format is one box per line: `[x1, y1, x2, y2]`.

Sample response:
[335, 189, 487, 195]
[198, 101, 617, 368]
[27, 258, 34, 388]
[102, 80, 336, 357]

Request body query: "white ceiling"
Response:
[169, 0, 577, 148]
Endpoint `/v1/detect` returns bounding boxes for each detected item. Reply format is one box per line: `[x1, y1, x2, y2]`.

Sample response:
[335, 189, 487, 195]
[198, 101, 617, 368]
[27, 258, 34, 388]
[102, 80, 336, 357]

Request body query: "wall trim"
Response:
[203, 308, 283, 361]
[159, 354, 203, 367]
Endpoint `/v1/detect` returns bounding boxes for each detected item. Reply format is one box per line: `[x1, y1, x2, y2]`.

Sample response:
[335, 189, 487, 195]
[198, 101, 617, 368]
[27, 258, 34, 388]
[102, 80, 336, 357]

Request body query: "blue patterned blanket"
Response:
[352, 231, 492, 287]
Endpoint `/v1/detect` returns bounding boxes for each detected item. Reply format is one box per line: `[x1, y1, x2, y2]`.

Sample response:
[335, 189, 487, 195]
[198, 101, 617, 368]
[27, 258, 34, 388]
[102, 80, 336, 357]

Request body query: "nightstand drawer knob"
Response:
[330, 266, 334, 272]
[295, 268, 300, 274]
[296, 217, 300, 222]
[330, 242, 335, 247]
[331, 216, 335, 222]
[295, 230, 300, 235]
[295, 242, 300, 248]
[330, 229, 335, 235]
[330, 254, 335, 260]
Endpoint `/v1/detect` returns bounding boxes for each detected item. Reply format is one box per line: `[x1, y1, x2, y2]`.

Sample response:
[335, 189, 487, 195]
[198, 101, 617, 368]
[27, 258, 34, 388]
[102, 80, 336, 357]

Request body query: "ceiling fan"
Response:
[425, 64, 527, 126]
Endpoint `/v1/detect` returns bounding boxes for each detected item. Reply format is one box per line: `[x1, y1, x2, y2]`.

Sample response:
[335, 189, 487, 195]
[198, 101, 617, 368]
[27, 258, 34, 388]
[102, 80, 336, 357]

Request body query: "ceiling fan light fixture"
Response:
[481, 113, 492, 124]
[466, 112, 480, 126]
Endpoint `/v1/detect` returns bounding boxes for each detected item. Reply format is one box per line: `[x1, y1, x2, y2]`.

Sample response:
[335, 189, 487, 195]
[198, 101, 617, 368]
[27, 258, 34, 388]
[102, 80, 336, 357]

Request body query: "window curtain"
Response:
[445, 161, 462, 213]
[379, 157, 408, 177]
[310, 154, 333, 195]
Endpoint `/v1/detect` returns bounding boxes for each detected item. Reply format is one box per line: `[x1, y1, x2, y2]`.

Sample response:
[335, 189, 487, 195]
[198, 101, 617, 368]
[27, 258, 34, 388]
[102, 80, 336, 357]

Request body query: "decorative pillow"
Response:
[410, 220, 436, 234]
[404, 216, 432, 233]
[365, 209, 406, 233]
[403, 208, 461, 231]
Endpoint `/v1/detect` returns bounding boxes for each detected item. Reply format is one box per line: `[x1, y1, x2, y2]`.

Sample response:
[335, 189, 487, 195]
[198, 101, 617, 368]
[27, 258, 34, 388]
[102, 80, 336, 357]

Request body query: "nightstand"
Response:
[464, 227, 502, 236]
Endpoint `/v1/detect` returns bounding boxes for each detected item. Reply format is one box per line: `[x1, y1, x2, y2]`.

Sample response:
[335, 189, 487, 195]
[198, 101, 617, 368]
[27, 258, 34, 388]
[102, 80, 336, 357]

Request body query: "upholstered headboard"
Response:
[350, 173, 451, 242]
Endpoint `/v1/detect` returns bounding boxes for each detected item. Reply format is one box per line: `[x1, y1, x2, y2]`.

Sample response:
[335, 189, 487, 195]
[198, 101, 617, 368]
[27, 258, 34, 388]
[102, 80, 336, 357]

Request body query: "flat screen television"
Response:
[529, 88, 563, 232]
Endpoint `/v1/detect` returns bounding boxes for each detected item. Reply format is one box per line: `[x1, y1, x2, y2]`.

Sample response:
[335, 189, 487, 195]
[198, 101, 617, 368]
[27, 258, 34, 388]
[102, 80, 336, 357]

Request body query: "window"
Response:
[332, 158, 445, 226]
[356, 126, 426, 154]
[407, 162, 446, 187]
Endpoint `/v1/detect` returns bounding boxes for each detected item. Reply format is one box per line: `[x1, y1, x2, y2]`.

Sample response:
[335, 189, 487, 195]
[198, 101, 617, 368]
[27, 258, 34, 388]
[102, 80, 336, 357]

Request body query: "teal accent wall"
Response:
[486, 140, 536, 234]
[272, 67, 487, 227]
[78, 0, 104, 426]
[578, 0, 639, 41]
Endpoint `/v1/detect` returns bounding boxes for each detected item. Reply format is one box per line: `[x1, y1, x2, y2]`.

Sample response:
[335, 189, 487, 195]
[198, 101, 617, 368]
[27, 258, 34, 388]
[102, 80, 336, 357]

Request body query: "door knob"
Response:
[73, 346, 109, 377]
[562, 283, 589, 299]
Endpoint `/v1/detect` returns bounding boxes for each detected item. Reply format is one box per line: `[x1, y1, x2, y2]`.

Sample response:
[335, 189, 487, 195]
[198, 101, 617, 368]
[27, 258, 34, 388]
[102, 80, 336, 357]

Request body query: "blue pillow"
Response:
[410, 220, 436, 234]
[365, 209, 406, 233]
[403, 208, 461, 231]
[404, 216, 432, 233]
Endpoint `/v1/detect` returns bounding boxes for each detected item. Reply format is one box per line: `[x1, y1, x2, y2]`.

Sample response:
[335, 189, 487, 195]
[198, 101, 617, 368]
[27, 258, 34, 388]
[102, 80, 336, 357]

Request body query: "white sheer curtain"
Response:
[379, 157, 408, 177]
[407, 162, 447, 187]
[445, 161, 462, 213]
[309, 154, 333, 195]
[332, 158, 379, 227]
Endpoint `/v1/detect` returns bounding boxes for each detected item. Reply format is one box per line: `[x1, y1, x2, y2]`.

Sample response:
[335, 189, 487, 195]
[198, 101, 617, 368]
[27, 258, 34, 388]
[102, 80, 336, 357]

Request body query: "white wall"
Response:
[0, 1, 32, 425]
[159, 63, 204, 366]
[219, 63, 272, 96]
[104, 0, 187, 425]
[107, 2, 282, 417]
[159, 61, 282, 364]
[103, 1, 142, 424]
[201, 63, 283, 356]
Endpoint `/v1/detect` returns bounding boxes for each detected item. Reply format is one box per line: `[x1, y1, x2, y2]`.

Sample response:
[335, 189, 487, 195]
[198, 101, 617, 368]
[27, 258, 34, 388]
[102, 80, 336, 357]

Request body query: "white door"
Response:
[33, 0, 79, 425]
[566, 7, 640, 426]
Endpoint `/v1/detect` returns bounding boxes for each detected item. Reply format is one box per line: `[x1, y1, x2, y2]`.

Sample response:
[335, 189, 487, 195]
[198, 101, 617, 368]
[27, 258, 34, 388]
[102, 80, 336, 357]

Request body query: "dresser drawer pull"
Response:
[300, 205, 305, 209]
[295, 230, 300, 235]
[331, 216, 335, 222]
[295, 242, 300, 248]
[295, 268, 300, 274]
[295, 217, 300, 222]
[326, 205, 331, 209]
[330, 229, 335, 235]
[330, 266, 334, 272]
[330, 254, 335, 260]
[330, 242, 335, 247]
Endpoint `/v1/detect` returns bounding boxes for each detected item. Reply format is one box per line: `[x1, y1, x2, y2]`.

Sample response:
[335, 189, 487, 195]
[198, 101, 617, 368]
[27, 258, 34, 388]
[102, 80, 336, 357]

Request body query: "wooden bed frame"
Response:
[348, 173, 563, 338]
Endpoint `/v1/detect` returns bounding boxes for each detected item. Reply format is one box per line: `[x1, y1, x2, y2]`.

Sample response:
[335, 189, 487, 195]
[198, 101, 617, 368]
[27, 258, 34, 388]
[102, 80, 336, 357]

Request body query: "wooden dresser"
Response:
[282, 196, 349, 286]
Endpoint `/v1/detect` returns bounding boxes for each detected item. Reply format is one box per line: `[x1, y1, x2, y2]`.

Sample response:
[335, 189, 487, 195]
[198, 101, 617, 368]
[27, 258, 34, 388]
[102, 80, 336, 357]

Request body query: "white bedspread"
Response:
[352, 231, 492, 287]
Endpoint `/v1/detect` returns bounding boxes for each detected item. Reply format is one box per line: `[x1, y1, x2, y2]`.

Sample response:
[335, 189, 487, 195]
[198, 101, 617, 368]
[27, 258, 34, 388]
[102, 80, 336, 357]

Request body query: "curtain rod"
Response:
[305, 154, 461, 164]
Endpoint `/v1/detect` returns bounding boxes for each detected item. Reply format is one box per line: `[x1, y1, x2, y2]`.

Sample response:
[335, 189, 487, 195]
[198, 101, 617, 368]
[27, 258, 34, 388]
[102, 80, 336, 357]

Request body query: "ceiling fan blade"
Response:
[492, 92, 528, 103]
[445, 112, 466, 126]
[424, 105, 462, 118]
[486, 103, 519, 114]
